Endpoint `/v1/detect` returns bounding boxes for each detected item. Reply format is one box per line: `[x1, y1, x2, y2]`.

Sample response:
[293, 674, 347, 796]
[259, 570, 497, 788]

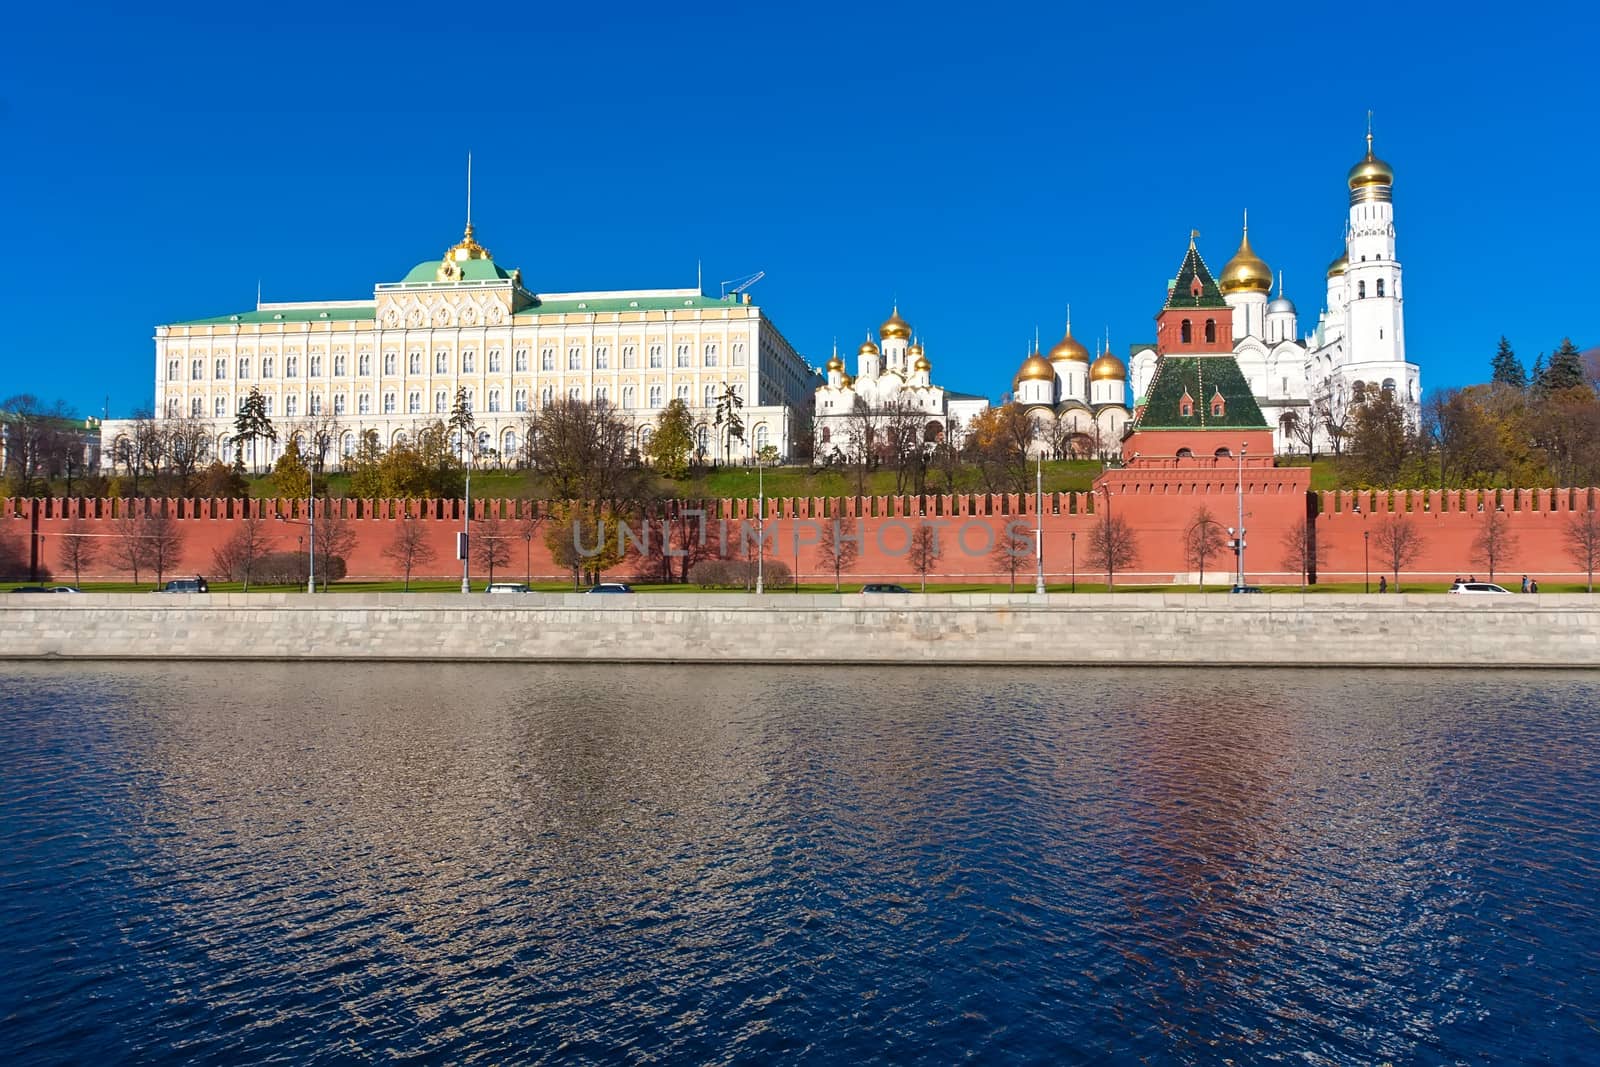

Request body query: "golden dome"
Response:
[1016, 351, 1056, 383]
[1219, 222, 1272, 294]
[1047, 324, 1090, 363]
[857, 337, 880, 356]
[907, 340, 924, 357]
[1347, 131, 1395, 191]
[1090, 348, 1126, 382]
[841, 373, 855, 388]
[444, 222, 492, 263]
[826, 353, 845, 372]
[1326, 251, 1349, 278]
[879, 306, 912, 340]
[913, 355, 931, 372]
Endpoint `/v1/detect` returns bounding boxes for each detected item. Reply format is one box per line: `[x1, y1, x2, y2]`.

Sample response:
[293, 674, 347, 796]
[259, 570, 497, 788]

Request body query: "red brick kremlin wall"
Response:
[4, 485, 1597, 586]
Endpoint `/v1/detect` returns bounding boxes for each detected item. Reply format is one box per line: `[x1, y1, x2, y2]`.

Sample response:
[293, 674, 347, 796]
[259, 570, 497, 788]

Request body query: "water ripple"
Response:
[2, 664, 1598, 1064]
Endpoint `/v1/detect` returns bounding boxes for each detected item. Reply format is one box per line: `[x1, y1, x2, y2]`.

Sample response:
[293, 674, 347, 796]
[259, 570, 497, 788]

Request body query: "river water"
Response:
[2, 663, 1597, 1064]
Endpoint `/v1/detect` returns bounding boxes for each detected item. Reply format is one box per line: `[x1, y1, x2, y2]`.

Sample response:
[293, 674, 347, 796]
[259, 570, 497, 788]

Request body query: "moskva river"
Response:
[2, 663, 1597, 1064]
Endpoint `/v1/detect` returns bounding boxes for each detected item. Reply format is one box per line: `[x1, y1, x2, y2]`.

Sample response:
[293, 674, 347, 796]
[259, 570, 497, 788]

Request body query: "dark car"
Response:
[158, 577, 209, 593]
[10, 586, 53, 594]
[861, 583, 912, 594]
[585, 583, 634, 594]
[1230, 585, 1266, 594]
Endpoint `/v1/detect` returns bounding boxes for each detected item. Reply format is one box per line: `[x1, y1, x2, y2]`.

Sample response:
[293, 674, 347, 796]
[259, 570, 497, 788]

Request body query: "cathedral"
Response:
[1130, 130, 1422, 453]
[1008, 320, 1133, 459]
[813, 307, 990, 459]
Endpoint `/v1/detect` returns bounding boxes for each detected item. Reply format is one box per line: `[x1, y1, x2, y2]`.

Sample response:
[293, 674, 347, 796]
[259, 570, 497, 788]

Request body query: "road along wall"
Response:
[3, 593, 1598, 668]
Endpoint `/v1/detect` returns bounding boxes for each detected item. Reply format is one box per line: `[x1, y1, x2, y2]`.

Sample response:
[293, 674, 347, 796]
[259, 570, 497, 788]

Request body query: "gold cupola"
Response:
[1347, 127, 1395, 201]
[1090, 345, 1126, 382]
[879, 305, 912, 341]
[1219, 214, 1273, 295]
[1016, 349, 1056, 383]
[1048, 314, 1091, 363]
[857, 334, 880, 357]
[1326, 250, 1349, 278]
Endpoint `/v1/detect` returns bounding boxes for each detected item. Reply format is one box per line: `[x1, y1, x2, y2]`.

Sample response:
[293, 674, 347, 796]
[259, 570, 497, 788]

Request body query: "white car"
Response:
[1448, 581, 1512, 595]
[486, 583, 531, 594]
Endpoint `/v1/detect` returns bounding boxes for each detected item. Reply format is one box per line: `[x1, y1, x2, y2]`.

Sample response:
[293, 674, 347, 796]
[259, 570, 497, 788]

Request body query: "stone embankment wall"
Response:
[3, 487, 1598, 586]
[3, 593, 1598, 667]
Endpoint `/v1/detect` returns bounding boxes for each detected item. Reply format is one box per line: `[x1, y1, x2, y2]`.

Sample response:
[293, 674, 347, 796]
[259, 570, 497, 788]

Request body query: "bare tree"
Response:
[884, 398, 931, 495]
[1184, 505, 1228, 589]
[1319, 379, 1354, 458]
[57, 518, 99, 586]
[1283, 405, 1319, 463]
[145, 510, 186, 585]
[1, 394, 78, 496]
[165, 414, 213, 496]
[816, 515, 862, 592]
[211, 515, 274, 591]
[1471, 508, 1519, 582]
[516, 506, 545, 585]
[295, 413, 344, 483]
[1086, 514, 1138, 590]
[470, 514, 513, 587]
[382, 512, 438, 591]
[313, 498, 358, 590]
[1563, 506, 1600, 593]
[991, 520, 1031, 591]
[1279, 517, 1329, 589]
[111, 510, 156, 584]
[844, 397, 885, 495]
[907, 522, 941, 591]
[1373, 515, 1425, 591]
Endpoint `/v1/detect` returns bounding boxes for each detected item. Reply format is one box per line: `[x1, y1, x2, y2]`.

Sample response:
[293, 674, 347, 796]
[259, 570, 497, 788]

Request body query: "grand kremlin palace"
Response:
[100, 223, 818, 469]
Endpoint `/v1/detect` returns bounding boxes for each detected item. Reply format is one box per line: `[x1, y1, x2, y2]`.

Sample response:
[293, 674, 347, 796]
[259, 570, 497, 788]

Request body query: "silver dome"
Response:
[1267, 296, 1297, 315]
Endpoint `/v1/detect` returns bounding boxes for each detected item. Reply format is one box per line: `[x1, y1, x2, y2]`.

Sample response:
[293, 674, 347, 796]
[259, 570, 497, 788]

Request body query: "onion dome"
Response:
[1090, 346, 1126, 382]
[841, 373, 856, 388]
[1219, 219, 1272, 295]
[1347, 131, 1395, 192]
[1016, 350, 1056, 383]
[857, 336, 880, 357]
[879, 305, 912, 340]
[907, 339, 924, 357]
[825, 352, 845, 373]
[1267, 295, 1297, 315]
[1326, 251, 1349, 278]
[1047, 323, 1090, 363]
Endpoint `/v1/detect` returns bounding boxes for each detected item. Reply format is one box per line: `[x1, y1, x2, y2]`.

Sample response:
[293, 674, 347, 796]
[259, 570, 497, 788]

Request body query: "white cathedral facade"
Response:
[813, 307, 991, 459]
[1130, 132, 1422, 453]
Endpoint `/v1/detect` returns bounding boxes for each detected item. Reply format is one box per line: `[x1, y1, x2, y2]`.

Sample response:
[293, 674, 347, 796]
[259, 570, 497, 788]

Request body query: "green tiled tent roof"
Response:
[1134, 355, 1268, 430]
[1163, 241, 1229, 310]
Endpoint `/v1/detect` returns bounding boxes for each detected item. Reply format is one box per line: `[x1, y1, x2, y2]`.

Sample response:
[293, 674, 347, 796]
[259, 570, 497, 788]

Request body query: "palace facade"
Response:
[102, 223, 817, 470]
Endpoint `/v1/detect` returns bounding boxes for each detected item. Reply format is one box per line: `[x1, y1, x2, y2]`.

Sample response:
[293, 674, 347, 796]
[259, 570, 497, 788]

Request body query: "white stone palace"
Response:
[102, 222, 817, 470]
[813, 306, 990, 459]
[1129, 129, 1422, 453]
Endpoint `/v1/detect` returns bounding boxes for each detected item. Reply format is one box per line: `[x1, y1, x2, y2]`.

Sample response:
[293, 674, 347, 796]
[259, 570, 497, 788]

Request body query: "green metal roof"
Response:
[512, 294, 749, 317]
[1163, 242, 1229, 310]
[401, 258, 513, 283]
[172, 306, 376, 326]
[1133, 355, 1268, 430]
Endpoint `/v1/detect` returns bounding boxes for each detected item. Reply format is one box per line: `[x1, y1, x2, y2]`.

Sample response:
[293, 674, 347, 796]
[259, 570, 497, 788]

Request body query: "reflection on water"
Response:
[2, 664, 1597, 1064]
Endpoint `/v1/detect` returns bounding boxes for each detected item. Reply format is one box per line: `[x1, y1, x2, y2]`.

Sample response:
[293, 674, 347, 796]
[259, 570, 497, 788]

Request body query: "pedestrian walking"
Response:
[1378, 575, 1387, 594]
[1530, 578, 1540, 594]
[1521, 575, 1530, 593]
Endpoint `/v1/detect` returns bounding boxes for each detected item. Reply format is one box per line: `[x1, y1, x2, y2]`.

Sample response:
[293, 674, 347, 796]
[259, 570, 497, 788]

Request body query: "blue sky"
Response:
[3, 0, 1595, 417]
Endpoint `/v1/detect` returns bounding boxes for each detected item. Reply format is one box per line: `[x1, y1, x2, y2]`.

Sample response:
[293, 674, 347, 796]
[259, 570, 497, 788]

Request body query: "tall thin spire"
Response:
[256, 279, 261, 310]
[1277, 270, 1284, 298]
[1366, 110, 1374, 157]
[1243, 207, 1249, 234]
[1065, 303, 1072, 334]
[466, 152, 473, 227]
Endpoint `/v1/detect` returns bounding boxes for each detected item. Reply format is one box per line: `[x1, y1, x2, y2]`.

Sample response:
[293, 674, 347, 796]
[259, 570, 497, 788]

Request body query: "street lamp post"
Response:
[755, 457, 765, 595]
[1355, 502, 1368, 593]
[1035, 450, 1046, 595]
[1234, 443, 1247, 588]
[1070, 530, 1077, 594]
[1100, 482, 1115, 591]
[307, 492, 317, 594]
[461, 450, 472, 595]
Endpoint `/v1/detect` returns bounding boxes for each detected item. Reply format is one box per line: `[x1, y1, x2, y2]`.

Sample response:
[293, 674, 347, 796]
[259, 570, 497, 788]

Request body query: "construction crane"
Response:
[720, 271, 765, 300]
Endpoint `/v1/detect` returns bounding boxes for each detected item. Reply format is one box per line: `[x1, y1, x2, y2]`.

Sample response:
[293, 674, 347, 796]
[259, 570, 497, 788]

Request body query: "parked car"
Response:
[10, 586, 53, 594]
[158, 577, 209, 593]
[1448, 581, 1512, 595]
[585, 583, 634, 594]
[486, 583, 531, 594]
[861, 583, 913, 593]
[1230, 585, 1266, 594]
[48, 586, 81, 594]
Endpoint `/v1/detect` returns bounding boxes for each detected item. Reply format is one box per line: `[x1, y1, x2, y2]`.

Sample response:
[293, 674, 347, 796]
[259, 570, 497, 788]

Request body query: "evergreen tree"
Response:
[233, 387, 277, 473]
[1529, 352, 1547, 393]
[1544, 337, 1587, 392]
[448, 387, 476, 458]
[1490, 335, 1526, 388]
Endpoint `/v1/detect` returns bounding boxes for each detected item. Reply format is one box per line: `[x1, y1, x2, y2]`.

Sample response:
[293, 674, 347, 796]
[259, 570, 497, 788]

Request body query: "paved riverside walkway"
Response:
[3, 593, 1597, 668]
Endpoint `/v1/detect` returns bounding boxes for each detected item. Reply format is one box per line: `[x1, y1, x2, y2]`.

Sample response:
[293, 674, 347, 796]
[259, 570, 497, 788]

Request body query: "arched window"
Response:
[649, 385, 663, 408]
[1210, 393, 1226, 417]
[487, 349, 500, 373]
[461, 350, 475, 374]
[1175, 447, 1193, 458]
[214, 397, 226, 417]
[754, 423, 770, 451]
[215, 358, 227, 379]
[821, 426, 832, 445]
[168, 360, 179, 380]
[332, 394, 346, 415]
[540, 386, 553, 407]
[514, 348, 528, 372]
[568, 386, 581, 402]
[703, 384, 717, 407]
[191, 358, 203, 379]
[1179, 394, 1194, 417]
[676, 345, 690, 368]
[568, 346, 582, 370]
[595, 346, 609, 370]
[383, 352, 396, 375]
[487, 388, 501, 413]
[649, 345, 663, 368]
[435, 390, 447, 413]
[704, 343, 718, 367]
[310, 393, 323, 415]
[622, 385, 635, 408]
[435, 352, 447, 374]
[384, 393, 396, 413]
[503, 429, 518, 457]
[409, 351, 421, 374]
[1376, 279, 1385, 298]
[1357, 281, 1366, 299]
[1382, 378, 1397, 395]
[1204, 319, 1216, 344]
[541, 348, 554, 371]
[341, 432, 355, 457]
[622, 345, 636, 369]
[1180, 320, 1192, 344]
[310, 354, 323, 376]
[514, 388, 528, 412]
[1214, 446, 1231, 458]
[1352, 381, 1367, 403]
[696, 425, 709, 452]
[239, 357, 252, 380]
[407, 391, 420, 414]
[733, 342, 746, 366]
[676, 384, 690, 403]
[333, 353, 346, 376]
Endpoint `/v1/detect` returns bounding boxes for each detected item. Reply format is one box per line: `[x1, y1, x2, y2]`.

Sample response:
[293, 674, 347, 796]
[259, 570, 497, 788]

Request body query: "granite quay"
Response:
[3, 593, 1597, 667]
